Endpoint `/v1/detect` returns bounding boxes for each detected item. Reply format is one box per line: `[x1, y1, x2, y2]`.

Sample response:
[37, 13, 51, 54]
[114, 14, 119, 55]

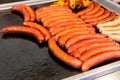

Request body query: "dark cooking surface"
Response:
[0, 0, 25, 4]
[0, 3, 80, 80]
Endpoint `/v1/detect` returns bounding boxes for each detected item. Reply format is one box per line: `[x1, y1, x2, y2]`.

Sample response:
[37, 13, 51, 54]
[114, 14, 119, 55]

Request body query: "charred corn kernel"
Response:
[83, 0, 90, 7]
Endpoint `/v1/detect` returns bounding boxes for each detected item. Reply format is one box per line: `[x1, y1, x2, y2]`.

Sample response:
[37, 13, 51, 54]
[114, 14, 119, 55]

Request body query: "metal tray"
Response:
[0, 0, 120, 80]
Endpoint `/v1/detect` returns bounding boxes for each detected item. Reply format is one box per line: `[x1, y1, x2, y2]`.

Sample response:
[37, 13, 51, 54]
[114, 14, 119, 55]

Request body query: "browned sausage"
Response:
[46, 18, 82, 28]
[67, 38, 113, 53]
[48, 19, 85, 30]
[85, 2, 100, 15]
[77, 3, 94, 16]
[41, 12, 77, 23]
[82, 50, 120, 71]
[36, 10, 72, 22]
[12, 4, 30, 22]
[65, 34, 106, 49]
[80, 45, 120, 61]
[36, 6, 70, 14]
[99, 12, 116, 23]
[36, 6, 71, 21]
[85, 10, 111, 23]
[50, 24, 92, 36]
[1, 26, 44, 43]
[81, 8, 105, 19]
[48, 37, 82, 69]
[54, 27, 95, 41]
[25, 5, 35, 21]
[23, 22, 51, 41]
[49, 24, 94, 36]
[43, 16, 79, 27]
[58, 30, 95, 46]
[72, 41, 119, 58]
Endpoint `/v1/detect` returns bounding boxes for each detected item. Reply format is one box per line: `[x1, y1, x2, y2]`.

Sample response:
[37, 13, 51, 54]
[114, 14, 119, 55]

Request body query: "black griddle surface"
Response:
[0, 3, 80, 80]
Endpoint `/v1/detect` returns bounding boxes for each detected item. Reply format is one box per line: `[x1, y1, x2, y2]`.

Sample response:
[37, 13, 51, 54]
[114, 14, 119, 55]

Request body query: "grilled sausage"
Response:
[67, 38, 113, 53]
[65, 34, 106, 49]
[47, 18, 83, 27]
[48, 37, 82, 69]
[99, 12, 116, 23]
[85, 2, 100, 15]
[58, 30, 95, 46]
[1, 26, 44, 43]
[12, 4, 30, 22]
[77, 3, 94, 16]
[82, 50, 120, 71]
[85, 10, 111, 23]
[41, 12, 76, 23]
[81, 8, 105, 19]
[50, 24, 92, 35]
[54, 27, 95, 41]
[23, 22, 51, 41]
[25, 5, 35, 21]
[72, 41, 118, 58]
[80, 45, 120, 61]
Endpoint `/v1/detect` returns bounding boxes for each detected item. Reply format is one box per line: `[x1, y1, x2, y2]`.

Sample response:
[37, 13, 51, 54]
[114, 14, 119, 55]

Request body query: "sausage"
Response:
[25, 5, 35, 21]
[97, 10, 111, 21]
[85, 10, 111, 23]
[48, 37, 82, 69]
[65, 34, 106, 49]
[43, 15, 79, 26]
[12, 4, 30, 22]
[67, 38, 113, 53]
[41, 12, 76, 23]
[36, 6, 71, 17]
[97, 16, 120, 28]
[98, 12, 116, 23]
[77, 3, 94, 16]
[81, 8, 105, 19]
[58, 30, 95, 46]
[36, 10, 72, 22]
[54, 27, 95, 41]
[36, 6, 70, 14]
[1, 26, 44, 43]
[50, 24, 92, 35]
[36, 7, 72, 21]
[49, 21, 87, 32]
[23, 22, 51, 41]
[72, 41, 119, 58]
[82, 50, 120, 71]
[46, 18, 83, 27]
[44, 17, 81, 27]
[36, 10, 71, 22]
[85, 2, 100, 15]
[80, 45, 120, 61]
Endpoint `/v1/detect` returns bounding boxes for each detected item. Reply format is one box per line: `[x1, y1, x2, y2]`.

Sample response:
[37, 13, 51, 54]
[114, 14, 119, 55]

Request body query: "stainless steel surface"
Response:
[62, 61, 120, 80]
[0, 0, 57, 10]
[93, 0, 120, 15]
[94, 71, 120, 80]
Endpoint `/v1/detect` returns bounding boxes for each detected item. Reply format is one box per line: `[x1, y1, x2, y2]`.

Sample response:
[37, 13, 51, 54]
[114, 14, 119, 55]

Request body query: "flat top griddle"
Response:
[0, 0, 120, 80]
